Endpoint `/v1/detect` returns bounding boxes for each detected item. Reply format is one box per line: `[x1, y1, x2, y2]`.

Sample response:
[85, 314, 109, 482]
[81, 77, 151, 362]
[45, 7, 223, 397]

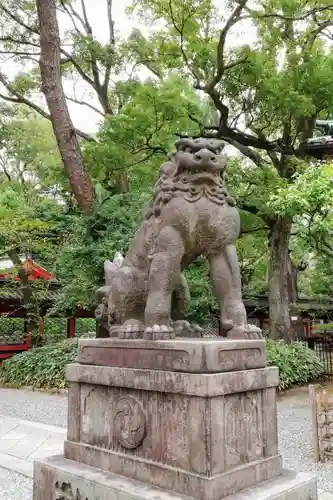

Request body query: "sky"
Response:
[60, 0, 135, 134]
[0, 0, 257, 136]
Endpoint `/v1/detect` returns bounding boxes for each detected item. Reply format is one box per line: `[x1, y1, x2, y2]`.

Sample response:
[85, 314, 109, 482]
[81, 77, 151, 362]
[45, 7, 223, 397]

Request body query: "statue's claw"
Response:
[117, 320, 144, 339]
[143, 324, 175, 340]
[226, 325, 263, 340]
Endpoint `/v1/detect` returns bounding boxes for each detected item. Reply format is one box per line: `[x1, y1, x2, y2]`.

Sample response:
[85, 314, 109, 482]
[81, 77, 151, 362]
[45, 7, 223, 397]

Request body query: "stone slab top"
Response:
[77, 338, 267, 373]
[66, 364, 279, 396]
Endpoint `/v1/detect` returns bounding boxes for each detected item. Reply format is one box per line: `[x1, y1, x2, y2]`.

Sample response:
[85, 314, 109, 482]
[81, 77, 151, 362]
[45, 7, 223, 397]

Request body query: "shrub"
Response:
[0, 338, 78, 389]
[0, 337, 325, 391]
[266, 340, 325, 390]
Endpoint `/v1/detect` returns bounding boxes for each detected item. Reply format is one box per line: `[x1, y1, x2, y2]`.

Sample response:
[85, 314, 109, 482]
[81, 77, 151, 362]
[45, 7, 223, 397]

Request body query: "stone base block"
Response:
[224, 469, 317, 499]
[33, 455, 317, 500]
[77, 338, 267, 373]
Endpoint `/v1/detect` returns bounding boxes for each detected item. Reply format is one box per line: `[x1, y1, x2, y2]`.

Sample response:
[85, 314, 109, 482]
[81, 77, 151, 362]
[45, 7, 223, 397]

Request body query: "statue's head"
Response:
[173, 138, 226, 175]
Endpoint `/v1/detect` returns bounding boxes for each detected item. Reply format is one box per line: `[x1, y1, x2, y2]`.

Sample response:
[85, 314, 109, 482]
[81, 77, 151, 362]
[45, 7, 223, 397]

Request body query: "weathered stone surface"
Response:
[66, 364, 279, 396]
[68, 382, 279, 477]
[224, 470, 317, 499]
[64, 441, 281, 499]
[33, 455, 317, 500]
[77, 338, 266, 373]
[67, 382, 81, 443]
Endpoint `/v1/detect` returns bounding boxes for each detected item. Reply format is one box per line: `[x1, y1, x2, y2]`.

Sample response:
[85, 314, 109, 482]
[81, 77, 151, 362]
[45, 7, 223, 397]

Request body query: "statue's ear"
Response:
[113, 252, 124, 268]
[104, 260, 118, 285]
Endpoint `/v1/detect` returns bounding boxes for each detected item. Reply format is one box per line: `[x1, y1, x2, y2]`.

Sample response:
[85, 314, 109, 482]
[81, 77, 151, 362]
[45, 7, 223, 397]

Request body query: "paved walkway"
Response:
[0, 414, 65, 478]
[0, 412, 333, 499]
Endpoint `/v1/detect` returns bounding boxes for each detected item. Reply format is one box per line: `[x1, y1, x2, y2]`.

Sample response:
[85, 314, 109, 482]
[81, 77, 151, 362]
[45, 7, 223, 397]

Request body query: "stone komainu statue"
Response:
[95, 137, 261, 340]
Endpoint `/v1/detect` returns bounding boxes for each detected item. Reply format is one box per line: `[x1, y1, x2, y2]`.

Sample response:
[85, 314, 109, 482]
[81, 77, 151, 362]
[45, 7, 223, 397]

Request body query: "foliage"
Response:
[85, 75, 203, 193]
[0, 338, 79, 389]
[0, 318, 25, 344]
[266, 340, 325, 390]
[52, 191, 150, 311]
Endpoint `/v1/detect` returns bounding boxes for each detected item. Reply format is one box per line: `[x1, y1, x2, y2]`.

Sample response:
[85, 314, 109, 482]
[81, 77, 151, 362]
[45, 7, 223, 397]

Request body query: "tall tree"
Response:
[36, 0, 94, 213]
[127, 0, 333, 339]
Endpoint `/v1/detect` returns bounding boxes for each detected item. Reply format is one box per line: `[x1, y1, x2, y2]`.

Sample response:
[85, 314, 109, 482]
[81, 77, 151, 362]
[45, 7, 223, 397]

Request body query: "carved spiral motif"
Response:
[114, 396, 146, 449]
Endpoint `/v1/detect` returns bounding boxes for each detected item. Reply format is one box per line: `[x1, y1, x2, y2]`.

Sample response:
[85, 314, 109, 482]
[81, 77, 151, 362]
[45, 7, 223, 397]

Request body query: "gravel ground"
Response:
[1, 386, 333, 495]
[278, 387, 333, 492]
[0, 387, 67, 427]
[0, 468, 32, 500]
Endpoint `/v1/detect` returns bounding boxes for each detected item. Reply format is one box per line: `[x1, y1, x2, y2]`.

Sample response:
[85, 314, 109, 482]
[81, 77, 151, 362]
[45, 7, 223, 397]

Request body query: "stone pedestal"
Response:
[33, 338, 317, 499]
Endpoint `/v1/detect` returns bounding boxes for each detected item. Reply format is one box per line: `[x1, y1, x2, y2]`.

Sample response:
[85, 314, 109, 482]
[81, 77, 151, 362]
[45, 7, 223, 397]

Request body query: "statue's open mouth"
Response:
[180, 170, 224, 184]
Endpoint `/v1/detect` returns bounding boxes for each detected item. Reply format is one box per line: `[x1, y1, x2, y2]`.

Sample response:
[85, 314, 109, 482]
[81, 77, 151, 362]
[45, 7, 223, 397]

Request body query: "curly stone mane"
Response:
[145, 137, 235, 220]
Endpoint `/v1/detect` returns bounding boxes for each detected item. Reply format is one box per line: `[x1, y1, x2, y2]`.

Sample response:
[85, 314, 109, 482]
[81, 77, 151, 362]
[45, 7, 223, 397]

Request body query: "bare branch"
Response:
[312, 20, 333, 39]
[246, 3, 333, 22]
[64, 94, 104, 116]
[0, 2, 39, 34]
[0, 50, 40, 57]
[0, 35, 40, 48]
[58, 0, 85, 36]
[80, 0, 92, 32]
[0, 75, 95, 142]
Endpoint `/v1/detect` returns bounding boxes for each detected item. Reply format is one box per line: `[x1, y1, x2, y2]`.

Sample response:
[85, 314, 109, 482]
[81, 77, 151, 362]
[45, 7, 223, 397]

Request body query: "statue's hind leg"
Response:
[209, 245, 262, 339]
[144, 226, 184, 340]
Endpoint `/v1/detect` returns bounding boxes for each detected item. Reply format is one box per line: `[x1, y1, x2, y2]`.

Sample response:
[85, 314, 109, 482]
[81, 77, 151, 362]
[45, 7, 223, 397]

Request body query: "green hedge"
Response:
[0, 339, 78, 389]
[266, 340, 325, 390]
[0, 338, 325, 390]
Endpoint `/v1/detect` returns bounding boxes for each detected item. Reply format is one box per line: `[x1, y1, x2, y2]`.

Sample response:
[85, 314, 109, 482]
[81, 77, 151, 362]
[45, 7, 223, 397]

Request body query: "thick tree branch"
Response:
[209, 0, 248, 89]
[238, 203, 260, 217]
[227, 138, 266, 166]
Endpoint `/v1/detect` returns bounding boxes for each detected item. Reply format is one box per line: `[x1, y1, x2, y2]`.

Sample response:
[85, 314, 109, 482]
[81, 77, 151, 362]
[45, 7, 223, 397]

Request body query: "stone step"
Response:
[224, 469, 317, 499]
[34, 456, 317, 500]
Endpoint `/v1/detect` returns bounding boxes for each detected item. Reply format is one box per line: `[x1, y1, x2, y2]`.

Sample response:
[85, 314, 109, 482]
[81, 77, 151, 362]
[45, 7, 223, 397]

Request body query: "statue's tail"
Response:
[95, 252, 125, 331]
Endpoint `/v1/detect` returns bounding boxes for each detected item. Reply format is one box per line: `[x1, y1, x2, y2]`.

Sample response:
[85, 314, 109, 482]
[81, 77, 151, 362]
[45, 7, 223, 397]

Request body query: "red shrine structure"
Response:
[0, 256, 57, 360]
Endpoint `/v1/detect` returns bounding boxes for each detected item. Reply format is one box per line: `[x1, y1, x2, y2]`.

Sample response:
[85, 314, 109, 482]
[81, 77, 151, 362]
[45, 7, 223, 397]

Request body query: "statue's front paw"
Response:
[226, 325, 263, 340]
[118, 320, 144, 339]
[143, 324, 175, 340]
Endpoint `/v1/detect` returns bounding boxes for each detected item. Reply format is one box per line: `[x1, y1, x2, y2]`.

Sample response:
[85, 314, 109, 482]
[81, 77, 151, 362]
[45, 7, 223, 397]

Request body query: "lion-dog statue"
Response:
[95, 137, 262, 340]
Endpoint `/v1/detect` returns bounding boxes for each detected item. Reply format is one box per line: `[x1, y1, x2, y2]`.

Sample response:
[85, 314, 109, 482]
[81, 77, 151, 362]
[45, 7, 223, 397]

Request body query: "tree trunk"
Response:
[267, 216, 293, 342]
[36, 0, 94, 214]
